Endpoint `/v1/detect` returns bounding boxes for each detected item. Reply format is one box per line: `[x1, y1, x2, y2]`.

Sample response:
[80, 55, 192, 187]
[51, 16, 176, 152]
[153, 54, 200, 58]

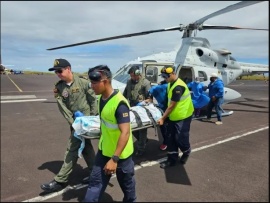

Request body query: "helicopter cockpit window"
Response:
[113, 64, 142, 84]
[229, 56, 236, 61]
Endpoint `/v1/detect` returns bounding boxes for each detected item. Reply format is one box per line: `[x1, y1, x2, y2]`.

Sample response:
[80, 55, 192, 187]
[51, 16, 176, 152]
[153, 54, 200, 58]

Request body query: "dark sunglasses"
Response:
[89, 71, 103, 81]
[55, 69, 64, 74]
[161, 73, 170, 79]
[88, 70, 111, 82]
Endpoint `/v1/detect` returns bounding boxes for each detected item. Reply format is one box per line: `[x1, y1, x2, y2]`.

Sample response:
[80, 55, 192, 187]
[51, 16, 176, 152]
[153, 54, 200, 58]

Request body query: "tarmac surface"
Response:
[0, 74, 269, 202]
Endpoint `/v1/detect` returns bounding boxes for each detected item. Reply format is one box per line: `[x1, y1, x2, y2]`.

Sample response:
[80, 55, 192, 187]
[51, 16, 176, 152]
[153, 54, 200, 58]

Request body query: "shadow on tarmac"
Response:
[38, 160, 64, 174]
[62, 187, 114, 202]
[132, 139, 167, 165]
[163, 163, 191, 185]
[38, 160, 90, 187]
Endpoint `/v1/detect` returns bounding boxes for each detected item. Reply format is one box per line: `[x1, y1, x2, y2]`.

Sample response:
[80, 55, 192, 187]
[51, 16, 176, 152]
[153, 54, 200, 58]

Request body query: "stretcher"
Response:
[72, 103, 164, 140]
[72, 104, 234, 140]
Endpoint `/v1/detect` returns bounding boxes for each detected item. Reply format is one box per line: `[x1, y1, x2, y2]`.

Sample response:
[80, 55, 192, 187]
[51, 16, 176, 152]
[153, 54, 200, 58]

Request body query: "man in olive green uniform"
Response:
[41, 59, 98, 193]
[123, 66, 151, 156]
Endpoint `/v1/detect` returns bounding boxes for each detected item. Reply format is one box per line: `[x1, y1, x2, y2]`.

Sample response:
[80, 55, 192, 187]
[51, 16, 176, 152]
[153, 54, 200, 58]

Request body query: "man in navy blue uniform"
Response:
[83, 65, 136, 202]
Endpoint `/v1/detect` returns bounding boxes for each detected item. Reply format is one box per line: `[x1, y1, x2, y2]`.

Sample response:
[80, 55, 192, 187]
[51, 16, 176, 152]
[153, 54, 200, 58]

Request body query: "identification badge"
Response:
[62, 90, 69, 98]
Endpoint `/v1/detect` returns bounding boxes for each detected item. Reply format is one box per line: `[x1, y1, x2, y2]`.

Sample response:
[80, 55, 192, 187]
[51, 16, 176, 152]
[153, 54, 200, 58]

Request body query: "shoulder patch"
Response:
[79, 75, 89, 80]
[123, 112, 129, 117]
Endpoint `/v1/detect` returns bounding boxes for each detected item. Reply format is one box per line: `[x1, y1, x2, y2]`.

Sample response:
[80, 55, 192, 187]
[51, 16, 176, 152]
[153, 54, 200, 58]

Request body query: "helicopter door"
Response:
[178, 66, 194, 84]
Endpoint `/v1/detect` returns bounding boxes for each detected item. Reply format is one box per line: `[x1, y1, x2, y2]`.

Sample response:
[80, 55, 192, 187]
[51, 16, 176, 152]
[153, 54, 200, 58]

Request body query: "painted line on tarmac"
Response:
[22, 126, 269, 202]
[1, 99, 47, 103]
[1, 95, 37, 100]
[7, 74, 23, 92]
[0, 90, 52, 93]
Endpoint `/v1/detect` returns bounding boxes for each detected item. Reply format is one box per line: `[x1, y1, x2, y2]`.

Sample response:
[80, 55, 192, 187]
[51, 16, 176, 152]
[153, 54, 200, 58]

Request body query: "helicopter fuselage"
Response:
[174, 37, 243, 86]
[111, 37, 246, 103]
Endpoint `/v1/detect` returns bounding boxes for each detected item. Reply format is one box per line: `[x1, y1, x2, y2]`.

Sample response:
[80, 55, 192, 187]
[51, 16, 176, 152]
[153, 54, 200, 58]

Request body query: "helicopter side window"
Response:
[145, 66, 158, 83]
[198, 71, 207, 81]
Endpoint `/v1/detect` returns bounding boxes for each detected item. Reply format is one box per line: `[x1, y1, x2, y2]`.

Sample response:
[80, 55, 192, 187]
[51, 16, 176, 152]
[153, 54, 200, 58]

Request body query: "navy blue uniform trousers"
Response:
[83, 150, 136, 202]
[160, 119, 169, 145]
[167, 115, 192, 162]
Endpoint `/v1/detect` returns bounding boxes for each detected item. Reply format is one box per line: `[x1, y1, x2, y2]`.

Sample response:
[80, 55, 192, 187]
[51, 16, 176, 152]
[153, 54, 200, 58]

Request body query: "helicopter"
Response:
[47, 1, 268, 105]
[0, 54, 15, 75]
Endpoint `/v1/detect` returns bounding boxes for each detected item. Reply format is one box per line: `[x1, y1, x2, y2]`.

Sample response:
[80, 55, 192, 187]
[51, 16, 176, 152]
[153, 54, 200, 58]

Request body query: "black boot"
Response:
[160, 160, 176, 169]
[40, 180, 66, 193]
[179, 153, 190, 165]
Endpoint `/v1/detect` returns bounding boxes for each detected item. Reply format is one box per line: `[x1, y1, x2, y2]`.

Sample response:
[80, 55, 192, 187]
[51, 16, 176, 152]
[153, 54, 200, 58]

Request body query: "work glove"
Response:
[74, 111, 84, 118]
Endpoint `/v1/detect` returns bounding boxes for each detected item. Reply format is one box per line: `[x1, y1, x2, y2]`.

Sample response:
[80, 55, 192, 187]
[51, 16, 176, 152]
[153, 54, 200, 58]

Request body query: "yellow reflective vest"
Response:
[98, 90, 134, 158]
[167, 78, 194, 121]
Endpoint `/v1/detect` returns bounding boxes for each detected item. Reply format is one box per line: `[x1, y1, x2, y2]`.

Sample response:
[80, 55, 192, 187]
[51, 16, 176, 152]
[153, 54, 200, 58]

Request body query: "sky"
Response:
[1, 1, 269, 74]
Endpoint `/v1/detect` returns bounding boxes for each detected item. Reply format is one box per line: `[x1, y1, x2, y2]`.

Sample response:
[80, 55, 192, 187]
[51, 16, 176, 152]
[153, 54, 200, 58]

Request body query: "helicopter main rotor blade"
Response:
[193, 1, 264, 27]
[47, 26, 181, 50]
[201, 25, 268, 31]
[47, 1, 266, 51]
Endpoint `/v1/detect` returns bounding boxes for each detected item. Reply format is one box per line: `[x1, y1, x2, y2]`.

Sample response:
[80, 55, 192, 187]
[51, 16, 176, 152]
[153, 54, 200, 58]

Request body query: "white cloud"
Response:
[1, 1, 269, 73]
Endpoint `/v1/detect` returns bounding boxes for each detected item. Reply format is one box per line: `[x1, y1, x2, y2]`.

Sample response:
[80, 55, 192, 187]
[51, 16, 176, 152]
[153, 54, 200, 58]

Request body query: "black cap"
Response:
[48, 59, 71, 71]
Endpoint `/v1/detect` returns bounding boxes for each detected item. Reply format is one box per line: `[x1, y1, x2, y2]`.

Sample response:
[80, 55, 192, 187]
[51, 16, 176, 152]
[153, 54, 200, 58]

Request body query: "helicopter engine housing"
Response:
[195, 47, 224, 64]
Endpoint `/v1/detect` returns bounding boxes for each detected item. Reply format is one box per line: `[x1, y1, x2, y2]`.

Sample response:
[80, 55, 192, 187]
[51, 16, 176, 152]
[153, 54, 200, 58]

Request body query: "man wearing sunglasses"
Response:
[123, 66, 151, 156]
[84, 65, 136, 202]
[157, 66, 194, 169]
[40, 59, 98, 193]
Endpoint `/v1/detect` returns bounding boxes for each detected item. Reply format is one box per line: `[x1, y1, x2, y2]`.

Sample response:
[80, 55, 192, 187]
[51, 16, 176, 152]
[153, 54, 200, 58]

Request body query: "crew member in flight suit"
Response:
[123, 66, 151, 156]
[40, 58, 98, 193]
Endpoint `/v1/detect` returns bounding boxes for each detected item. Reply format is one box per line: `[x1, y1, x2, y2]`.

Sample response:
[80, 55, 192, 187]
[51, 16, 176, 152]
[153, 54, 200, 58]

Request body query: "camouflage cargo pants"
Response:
[54, 130, 95, 183]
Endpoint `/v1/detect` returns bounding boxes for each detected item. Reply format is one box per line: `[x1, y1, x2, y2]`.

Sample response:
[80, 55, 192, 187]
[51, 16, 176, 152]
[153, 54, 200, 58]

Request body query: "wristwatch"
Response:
[111, 155, 120, 163]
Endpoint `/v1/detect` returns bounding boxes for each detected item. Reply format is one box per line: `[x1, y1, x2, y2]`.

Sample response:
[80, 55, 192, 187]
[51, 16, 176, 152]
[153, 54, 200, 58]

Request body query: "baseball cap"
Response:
[159, 66, 174, 79]
[48, 59, 71, 71]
